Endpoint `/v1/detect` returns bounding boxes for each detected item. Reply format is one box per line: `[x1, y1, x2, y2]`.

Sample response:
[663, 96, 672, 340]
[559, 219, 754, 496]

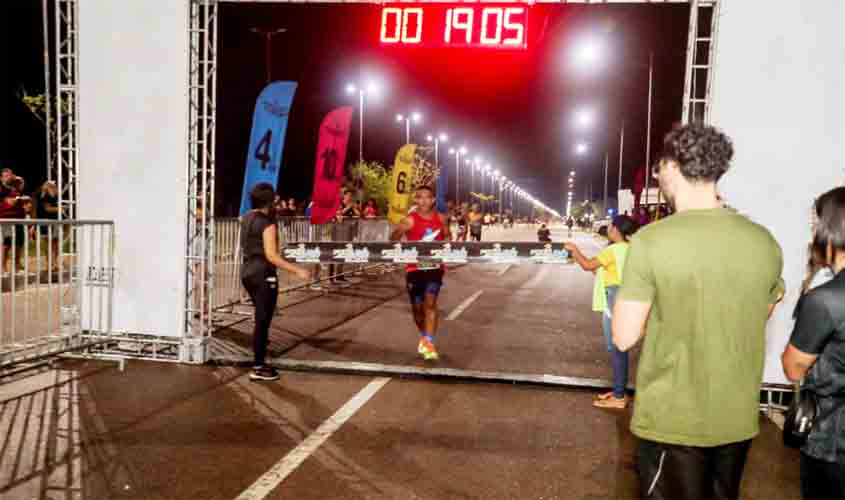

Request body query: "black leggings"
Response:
[801, 453, 845, 500]
[241, 272, 278, 367]
[637, 438, 751, 500]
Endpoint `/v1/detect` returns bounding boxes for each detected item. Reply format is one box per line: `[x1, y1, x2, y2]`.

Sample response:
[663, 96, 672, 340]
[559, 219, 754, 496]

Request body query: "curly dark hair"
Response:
[660, 123, 734, 182]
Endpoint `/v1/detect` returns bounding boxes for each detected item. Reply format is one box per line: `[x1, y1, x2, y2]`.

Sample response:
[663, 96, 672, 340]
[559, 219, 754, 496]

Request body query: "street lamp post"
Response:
[396, 112, 421, 144]
[346, 81, 379, 163]
[571, 42, 654, 211]
[250, 27, 286, 84]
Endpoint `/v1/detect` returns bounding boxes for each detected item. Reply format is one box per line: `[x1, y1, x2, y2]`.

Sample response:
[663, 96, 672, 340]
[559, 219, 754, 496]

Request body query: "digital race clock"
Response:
[379, 4, 530, 49]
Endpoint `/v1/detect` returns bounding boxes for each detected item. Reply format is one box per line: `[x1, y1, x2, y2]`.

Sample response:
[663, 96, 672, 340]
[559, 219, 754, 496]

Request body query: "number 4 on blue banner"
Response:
[239, 81, 298, 215]
[254, 130, 273, 170]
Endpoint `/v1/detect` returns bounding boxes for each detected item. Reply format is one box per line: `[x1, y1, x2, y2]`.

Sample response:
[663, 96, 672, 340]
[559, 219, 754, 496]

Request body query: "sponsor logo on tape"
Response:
[333, 243, 371, 264]
[430, 243, 469, 264]
[381, 243, 419, 263]
[284, 243, 322, 263]
[480, 243, 520, 264]
[529, 244, 570, 264]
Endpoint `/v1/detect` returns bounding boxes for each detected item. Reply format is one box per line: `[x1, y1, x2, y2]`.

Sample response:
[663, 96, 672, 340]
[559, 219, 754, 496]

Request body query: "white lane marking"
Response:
[235, 377, 391, 500]
[446, 290, 484, 321]
[497, 264, 512, 276]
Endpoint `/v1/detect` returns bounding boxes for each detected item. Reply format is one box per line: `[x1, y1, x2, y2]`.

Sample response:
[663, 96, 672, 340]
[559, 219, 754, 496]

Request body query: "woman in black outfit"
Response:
[242, 183, 309, 381]
[783, 186, 845, 499]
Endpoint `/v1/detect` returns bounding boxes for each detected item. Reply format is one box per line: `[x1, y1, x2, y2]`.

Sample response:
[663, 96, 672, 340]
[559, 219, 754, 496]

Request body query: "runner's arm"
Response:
[440, 213, 452, 241]
[390, 216, 414, 241]
[612, 299, 652, 352]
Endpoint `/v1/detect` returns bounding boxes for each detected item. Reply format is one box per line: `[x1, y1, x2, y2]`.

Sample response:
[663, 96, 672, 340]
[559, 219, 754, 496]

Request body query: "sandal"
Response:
[592, 396, 628, 409]
[595, 391, 615, 401]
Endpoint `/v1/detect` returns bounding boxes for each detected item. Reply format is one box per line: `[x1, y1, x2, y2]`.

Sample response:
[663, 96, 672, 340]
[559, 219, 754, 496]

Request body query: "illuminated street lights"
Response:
[448, 144, 466, 203]
[346, 80, 380, 162]
[396, 112, 422, 144]
[426, 132, 448, 169]
[572, 37, 655, 209]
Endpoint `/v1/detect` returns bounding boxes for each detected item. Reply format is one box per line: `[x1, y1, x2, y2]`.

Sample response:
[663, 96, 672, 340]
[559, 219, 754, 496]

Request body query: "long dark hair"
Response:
[814, 187, 845, 257]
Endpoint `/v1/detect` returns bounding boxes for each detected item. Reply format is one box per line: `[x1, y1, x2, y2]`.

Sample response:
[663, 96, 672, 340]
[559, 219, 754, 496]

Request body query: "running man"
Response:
[391, 185, 452, 360]
[466, 203, 484, 242]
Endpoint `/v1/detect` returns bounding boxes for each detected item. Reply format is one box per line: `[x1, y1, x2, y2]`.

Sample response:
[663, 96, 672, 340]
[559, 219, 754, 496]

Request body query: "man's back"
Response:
[620, 207, 783, 446]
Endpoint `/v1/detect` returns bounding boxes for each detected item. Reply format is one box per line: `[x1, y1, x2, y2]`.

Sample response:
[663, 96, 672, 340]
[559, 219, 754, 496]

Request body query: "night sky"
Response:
[4, 2, 690, 216]
[217, 3, 689, 216]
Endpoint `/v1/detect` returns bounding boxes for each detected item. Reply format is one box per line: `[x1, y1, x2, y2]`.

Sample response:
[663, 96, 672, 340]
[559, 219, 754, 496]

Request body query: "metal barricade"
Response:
[212, 216, 393, 312]
[0, 219, 115, 378]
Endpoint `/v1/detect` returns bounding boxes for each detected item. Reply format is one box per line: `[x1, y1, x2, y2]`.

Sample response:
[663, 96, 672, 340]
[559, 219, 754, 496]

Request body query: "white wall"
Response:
[711, 0, 845, 384]
[78, 0, 189, 337]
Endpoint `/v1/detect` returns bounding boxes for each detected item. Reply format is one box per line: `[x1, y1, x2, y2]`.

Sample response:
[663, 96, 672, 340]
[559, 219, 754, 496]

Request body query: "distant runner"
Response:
[467, 204, 484, 242]
[390, 185, 452, 361]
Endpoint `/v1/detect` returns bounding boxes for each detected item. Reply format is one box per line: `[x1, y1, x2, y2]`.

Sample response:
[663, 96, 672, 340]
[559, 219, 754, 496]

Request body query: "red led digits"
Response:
[380, 4, 528, 49]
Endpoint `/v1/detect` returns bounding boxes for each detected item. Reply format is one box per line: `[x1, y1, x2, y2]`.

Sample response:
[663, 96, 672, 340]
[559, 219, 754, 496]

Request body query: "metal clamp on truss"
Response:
[282, 241, 571, 265]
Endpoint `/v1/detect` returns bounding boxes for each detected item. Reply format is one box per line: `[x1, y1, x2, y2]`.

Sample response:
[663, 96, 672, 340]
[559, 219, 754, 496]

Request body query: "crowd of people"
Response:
[0, 167, 61, 274]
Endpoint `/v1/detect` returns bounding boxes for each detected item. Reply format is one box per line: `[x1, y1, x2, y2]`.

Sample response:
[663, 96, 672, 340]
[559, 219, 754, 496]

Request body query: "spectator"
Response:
[537, 223, 551, 242]
[0, 177, 30, 273]
[287, 198, 299, 215]
[634, 206, 650, 227]
[333, 190, 359, 284]
[363, 198, 378, 218]
[612, 124, 784, 499]
[565, 215, 638, 409]
[36, 181, 60, 271]
[782, 187, 845, 500]
[1, 168, 14, 189]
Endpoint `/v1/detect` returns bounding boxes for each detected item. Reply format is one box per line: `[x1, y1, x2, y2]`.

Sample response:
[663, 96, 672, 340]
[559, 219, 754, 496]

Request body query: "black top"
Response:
[240, 210, 276, 278]
[37, 193, 59, 220]
[789, 270, 845, 463]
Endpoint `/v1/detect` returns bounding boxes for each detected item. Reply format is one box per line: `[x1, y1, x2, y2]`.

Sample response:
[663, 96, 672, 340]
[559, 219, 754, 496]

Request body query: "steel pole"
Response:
[358, 90, 364, 162]
[643, 51, 654, 207]
[618, 121, 625, 211]
[603, 152, 609, 217]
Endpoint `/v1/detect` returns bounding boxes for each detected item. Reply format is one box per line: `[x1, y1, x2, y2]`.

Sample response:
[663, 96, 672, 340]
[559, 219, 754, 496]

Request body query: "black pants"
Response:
[241, 272, 278, 367]
[637, 438, 751, 500]
[801, 453, 845, 500]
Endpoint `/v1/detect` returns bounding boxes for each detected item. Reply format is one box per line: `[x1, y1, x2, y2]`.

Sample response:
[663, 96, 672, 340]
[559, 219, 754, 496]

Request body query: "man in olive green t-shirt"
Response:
[612, 124, 784, 500]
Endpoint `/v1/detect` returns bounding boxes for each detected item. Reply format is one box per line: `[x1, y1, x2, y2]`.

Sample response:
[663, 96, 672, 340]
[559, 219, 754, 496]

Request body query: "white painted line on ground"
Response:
[446, 290, 484, 321]
[235, 377, 391, 500]
[497, 264, 513, 276]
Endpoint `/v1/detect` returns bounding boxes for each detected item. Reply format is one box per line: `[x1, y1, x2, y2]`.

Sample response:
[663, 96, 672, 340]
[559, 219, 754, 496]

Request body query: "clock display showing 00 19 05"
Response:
[379, 4, 530, 49]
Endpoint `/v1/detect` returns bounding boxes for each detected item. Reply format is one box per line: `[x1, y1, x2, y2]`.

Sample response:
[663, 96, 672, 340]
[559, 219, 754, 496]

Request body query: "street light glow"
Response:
[439, 133, 448, 142]
[346, 83, 356, 94]
[411, 112, 422, 122]
[366, 81, 378, 94]
[426, 134, 434, 142]
[459, 146, 467, 155]
[575, 143, 588, 155]
[396, 114, 404, 122]
[575, 109, 593, 128]
[449, 148, 456, 155]
[574, 39, 602, 66]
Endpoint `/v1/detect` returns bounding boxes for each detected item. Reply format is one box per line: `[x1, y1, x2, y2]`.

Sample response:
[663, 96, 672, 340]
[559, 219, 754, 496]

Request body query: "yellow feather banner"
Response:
[387, 144, 416, 224]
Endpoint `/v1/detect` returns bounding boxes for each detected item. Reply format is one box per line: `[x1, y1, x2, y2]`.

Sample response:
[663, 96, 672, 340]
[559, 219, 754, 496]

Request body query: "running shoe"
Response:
[418, 336, 439, 361]
[249, 366, 280, 381]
